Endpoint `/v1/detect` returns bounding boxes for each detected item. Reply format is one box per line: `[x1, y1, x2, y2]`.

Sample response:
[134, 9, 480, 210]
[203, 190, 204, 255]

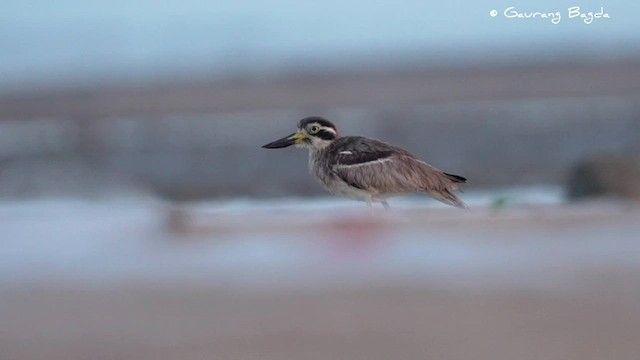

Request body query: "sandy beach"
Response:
[2, 198, 639, 360]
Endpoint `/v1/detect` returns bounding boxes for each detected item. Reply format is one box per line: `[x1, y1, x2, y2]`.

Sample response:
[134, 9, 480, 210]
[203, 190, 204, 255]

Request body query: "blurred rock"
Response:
[567, 155, 640, 200]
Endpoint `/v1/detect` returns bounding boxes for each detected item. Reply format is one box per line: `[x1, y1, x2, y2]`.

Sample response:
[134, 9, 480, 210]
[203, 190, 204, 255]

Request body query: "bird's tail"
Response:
[444, 173, 467, 183]
[426, 172, 467, 208]
[428, 189, 467, 209]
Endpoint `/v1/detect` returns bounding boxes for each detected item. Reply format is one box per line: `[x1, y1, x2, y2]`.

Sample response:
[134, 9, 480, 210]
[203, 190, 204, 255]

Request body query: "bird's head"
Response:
[262, 116, 339, 151]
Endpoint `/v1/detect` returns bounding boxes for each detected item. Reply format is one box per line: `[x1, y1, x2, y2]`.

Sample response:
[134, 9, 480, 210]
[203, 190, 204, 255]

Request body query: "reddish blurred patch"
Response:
[322, 216, 388, 257]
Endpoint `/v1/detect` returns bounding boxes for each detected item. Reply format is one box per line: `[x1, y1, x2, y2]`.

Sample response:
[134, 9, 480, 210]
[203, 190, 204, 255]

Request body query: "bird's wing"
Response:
[329, 137, 453, 194]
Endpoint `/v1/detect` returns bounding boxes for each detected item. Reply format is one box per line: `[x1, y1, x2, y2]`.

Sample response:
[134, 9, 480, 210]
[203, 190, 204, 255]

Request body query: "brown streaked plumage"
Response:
[262, 116, 467, 209]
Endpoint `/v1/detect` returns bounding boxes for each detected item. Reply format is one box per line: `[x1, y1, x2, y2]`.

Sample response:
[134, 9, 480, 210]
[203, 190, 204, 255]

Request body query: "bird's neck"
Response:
[307, 145, 330, 166]
[307, 137, 337, 153]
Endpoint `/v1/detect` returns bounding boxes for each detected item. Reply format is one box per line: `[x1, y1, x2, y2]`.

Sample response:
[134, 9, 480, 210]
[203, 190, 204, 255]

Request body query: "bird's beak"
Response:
[262, 132, 307, 149]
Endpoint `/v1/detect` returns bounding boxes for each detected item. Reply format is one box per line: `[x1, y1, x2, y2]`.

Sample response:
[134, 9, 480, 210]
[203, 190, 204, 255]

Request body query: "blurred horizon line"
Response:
[3, 42, 640, 97]
[1, 58, 639, 120]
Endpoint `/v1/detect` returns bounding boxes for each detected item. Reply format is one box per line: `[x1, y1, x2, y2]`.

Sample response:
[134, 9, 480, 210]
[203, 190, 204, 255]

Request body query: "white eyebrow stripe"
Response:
[339, 151, 353, 155]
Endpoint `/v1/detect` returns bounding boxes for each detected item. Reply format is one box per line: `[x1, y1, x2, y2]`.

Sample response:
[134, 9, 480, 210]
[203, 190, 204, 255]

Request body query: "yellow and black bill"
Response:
[262, 132, 307, 149]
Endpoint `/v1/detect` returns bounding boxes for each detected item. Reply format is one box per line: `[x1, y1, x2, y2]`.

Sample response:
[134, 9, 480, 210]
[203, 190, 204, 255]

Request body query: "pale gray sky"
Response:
[1, 0, 638, 90]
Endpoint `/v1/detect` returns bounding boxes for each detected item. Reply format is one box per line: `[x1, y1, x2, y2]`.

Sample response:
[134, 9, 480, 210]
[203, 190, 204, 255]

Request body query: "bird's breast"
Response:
[308, 151, 370, 201]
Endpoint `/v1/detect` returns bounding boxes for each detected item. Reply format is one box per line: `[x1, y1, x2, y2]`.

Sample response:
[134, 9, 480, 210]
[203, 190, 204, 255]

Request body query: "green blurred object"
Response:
[490, 195, 511, 212]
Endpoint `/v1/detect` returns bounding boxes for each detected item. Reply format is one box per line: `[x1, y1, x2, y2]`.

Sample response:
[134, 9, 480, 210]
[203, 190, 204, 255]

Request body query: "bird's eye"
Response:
[309, 125, 320, 134]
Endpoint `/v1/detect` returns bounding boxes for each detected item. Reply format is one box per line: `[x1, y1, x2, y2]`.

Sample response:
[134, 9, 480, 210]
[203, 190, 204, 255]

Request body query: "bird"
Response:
[262, 116, 467, 210]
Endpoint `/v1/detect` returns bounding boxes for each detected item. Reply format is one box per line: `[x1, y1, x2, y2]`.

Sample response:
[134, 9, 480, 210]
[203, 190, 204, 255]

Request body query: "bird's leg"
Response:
[366, 197, 374, 216]
[381, 200, 391, 211]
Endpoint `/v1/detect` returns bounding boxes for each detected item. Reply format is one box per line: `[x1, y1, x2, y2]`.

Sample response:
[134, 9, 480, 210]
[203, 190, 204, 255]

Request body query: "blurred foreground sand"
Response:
[1, 200, 639, 360]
